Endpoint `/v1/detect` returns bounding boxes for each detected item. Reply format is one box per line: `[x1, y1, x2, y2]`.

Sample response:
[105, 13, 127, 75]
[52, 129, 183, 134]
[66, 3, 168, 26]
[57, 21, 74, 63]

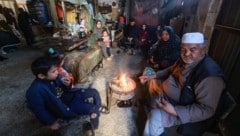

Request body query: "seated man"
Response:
[120, 19, 139, 54]
[26, 56, 108, 131]
[140, 32, 225, 136]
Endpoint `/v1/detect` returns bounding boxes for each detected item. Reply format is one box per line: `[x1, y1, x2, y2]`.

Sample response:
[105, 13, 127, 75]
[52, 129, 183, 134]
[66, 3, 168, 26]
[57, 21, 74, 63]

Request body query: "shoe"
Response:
[99, 106, 110, 114]
[117, 100, 132, 108]
[83, 122, 94, 136]
[107, 57, 111, 61]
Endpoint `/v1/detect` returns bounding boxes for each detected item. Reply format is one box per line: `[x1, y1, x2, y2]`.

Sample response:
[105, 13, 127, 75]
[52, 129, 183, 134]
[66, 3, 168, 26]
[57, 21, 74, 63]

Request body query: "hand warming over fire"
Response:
[156, 98, 177, 116]
[139, 74, 156, 84]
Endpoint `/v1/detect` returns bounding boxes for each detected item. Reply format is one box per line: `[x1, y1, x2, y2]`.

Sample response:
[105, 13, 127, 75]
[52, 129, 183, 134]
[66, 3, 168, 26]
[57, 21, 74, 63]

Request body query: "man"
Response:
[17, 8, 34, 46]
[140, 32, 225, 136]
[122, 18, 140, 54]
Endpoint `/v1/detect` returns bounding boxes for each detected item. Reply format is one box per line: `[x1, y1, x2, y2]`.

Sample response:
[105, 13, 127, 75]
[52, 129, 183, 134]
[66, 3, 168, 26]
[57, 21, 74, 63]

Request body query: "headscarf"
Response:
[153, 26, 180, 68]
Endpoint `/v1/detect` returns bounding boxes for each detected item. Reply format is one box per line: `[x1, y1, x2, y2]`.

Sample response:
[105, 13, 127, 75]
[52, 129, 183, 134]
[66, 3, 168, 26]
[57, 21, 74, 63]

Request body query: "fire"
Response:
[110, 73, 136, 94]
[119, 74, 127, 87]
[110, 73, 136, 100]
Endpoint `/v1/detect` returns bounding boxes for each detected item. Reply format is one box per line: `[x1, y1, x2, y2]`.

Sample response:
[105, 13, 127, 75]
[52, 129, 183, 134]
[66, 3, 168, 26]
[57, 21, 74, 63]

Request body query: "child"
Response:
[93, 20, 103, 40]
[47, 48, 74, 85]
[102, 29, 112, 61]
[26, 56, 106, 130]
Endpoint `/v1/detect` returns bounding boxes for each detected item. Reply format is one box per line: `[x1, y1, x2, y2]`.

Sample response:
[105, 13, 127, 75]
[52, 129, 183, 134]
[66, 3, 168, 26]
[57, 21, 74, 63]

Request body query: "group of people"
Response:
[0, 5, 35, 61]
[119, 18, 181, 71]
[140, 32, 225, 136]
[24, 13, 226, 135]
[93, 20, 113, 61]
[118, 18, 226, 136]
[0, 5, 35, 46]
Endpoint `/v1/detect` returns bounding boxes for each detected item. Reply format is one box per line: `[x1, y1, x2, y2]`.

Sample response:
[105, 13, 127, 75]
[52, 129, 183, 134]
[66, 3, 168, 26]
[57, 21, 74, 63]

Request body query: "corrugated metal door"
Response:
[209, 0, 240, 99]
[209, 0, 240, 135]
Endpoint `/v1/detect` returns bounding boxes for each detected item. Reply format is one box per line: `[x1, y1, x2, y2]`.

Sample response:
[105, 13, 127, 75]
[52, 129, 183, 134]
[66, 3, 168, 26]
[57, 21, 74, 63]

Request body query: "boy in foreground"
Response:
[26, 56, 105, 130]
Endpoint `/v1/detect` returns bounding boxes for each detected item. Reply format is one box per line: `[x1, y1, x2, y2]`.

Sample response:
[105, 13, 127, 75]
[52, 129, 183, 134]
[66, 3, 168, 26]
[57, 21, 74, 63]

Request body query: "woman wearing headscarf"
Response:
[151, 26, 180, 69]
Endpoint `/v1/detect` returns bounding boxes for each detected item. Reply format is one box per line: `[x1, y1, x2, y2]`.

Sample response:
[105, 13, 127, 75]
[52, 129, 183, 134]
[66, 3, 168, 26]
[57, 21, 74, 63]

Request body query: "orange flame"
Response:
[119, 74, 127, 87]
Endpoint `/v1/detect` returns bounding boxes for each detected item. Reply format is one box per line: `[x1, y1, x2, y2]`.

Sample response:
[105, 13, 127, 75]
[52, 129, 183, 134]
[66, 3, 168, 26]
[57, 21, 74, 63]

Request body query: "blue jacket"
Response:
[26, 76, 77, 125]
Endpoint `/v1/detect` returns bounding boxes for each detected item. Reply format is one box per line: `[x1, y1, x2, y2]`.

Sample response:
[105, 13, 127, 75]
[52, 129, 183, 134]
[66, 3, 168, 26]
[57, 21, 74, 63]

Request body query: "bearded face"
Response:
[180, 43, 205, 64]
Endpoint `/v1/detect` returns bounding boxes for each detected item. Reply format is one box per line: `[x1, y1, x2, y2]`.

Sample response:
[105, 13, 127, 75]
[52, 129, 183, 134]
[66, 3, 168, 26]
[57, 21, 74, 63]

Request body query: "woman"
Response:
[151, 26, 180, 69]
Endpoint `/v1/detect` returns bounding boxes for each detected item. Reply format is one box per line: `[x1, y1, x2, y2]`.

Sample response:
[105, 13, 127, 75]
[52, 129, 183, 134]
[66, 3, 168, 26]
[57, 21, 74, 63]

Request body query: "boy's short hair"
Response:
[31, 56, 56, 76]
[47, 47, 64, 66]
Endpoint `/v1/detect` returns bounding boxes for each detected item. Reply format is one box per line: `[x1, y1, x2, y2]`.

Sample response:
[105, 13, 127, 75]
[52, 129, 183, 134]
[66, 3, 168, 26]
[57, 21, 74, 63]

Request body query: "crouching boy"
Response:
[26, 56, 103, 130]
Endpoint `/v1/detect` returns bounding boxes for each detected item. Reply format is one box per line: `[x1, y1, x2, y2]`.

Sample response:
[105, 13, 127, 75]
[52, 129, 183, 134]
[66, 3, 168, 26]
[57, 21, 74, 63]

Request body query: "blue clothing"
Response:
[67, 88, 101, 128]
[26, 76, 102, 128]
[26, 76, 76, 125]
[152, 26, 180, 69]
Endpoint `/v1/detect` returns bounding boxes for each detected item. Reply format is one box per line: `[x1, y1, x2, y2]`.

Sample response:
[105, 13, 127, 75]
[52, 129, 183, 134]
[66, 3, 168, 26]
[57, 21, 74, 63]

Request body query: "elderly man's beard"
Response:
[182, 56, 195, 64]
[181, 53, 205, 64]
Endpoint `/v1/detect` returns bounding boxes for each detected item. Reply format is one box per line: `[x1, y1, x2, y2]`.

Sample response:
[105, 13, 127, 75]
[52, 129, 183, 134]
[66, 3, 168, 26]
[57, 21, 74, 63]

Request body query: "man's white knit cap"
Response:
[182, 32, 204, 44]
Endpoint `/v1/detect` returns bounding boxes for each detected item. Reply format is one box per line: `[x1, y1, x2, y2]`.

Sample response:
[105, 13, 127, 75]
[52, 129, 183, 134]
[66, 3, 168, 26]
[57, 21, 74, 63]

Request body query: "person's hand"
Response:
[49, 120, 61, 130]
[139, 74, 156, 81]
[139, 75, 150, 84]
[139, 75, 150, 81]
[139, 74, 156, 84]
[157, 98, 177, 116]
[90, 113, 97, 119]
[61, 77, 71, 86]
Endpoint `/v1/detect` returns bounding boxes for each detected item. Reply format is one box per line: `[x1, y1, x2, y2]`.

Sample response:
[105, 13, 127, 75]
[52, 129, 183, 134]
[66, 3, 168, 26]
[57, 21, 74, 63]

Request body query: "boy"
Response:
[26, 56, 104, 130]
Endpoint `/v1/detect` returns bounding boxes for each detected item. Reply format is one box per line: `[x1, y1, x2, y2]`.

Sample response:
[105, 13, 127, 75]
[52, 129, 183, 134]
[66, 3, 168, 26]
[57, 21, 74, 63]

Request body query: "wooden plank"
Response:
[215, 25, 240, 35]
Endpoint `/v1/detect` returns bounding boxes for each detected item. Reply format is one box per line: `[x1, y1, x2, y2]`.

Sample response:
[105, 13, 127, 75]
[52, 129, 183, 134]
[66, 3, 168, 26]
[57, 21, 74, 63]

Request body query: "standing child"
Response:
[102, 29, 112, 61]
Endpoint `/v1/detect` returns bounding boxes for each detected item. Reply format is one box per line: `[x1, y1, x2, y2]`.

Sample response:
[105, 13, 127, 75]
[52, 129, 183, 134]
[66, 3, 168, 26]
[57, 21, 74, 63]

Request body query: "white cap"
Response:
[181, 32, 204, 44]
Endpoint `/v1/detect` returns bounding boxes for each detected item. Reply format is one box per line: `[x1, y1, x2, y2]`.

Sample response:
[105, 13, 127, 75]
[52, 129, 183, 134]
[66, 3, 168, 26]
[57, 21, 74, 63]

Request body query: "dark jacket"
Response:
[176, 55, 225, 136]
[26, 76, 77, 125]
[152, 26, 180, 68]
[17, 10, 31, 31]
[124, 24, 140, 39]
[177, 55, 225, 105]
[158, 55, 225, 131]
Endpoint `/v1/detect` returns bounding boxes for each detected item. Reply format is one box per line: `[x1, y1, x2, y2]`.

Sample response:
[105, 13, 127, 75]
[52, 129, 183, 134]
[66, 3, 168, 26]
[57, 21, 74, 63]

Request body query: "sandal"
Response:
[99, 106, 110, 114]
[117, 100, 132, 108]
